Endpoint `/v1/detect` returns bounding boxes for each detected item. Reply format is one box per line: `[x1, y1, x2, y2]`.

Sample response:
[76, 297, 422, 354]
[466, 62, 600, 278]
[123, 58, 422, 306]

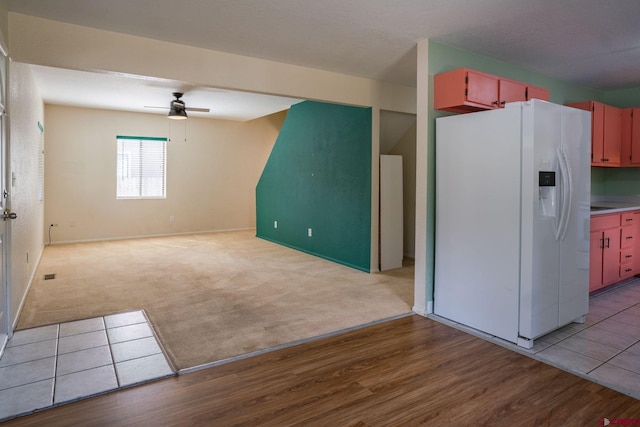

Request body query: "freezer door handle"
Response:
[555, 147, 573, 241]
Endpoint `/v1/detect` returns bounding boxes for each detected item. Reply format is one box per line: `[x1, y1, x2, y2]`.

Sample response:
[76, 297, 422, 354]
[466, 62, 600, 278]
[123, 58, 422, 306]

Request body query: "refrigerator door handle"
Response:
[560, 146, 573, 240]
[555, 147, 572, 241]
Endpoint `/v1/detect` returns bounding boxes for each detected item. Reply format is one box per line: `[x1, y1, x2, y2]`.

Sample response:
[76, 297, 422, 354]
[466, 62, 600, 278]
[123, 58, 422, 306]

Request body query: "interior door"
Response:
[0, 48, 8, 350]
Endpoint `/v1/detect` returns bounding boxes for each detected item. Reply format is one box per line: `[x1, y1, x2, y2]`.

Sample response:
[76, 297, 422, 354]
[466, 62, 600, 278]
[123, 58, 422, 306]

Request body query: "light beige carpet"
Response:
[17, 230, 414, 370]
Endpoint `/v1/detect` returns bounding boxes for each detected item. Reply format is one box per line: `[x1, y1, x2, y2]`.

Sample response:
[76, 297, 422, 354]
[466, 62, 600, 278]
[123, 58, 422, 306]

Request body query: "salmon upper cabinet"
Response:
[622, 107, 640, 166]
[568, 101, 622, 166]
[434, 68, 549, 113]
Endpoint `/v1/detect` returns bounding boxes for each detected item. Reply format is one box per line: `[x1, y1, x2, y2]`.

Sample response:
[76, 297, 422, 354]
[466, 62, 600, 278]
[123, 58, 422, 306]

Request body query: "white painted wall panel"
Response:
[380, 155, 403, 271]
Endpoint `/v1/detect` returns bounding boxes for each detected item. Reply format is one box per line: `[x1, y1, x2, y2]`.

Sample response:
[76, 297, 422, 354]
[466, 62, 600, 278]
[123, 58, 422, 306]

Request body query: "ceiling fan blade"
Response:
[144, 106, 209, 112]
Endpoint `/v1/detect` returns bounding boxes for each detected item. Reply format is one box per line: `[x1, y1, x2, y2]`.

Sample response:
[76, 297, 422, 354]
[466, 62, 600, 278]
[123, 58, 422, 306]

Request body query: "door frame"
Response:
[0, 43, 10, 353]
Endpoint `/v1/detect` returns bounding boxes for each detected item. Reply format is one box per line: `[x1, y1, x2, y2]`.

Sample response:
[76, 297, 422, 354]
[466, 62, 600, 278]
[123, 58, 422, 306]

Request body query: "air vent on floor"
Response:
[43, 274, 56, 280]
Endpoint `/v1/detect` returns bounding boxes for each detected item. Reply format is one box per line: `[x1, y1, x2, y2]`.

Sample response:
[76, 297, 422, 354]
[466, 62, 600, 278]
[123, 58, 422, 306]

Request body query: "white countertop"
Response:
[590, 199, 640, 216]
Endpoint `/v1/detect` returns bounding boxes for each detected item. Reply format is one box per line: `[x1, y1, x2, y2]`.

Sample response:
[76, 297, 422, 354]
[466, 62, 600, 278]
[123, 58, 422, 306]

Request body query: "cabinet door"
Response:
[592, 101, 606, 165]
[622, 108, 633, 166]
[527, 86, 550, 102]
[603, 228, 621, 285]
[590, 230, 604, 292]
[498, 79, 527, 105]
[603, 104, 622, 165]
[634, 211, 640, 273]
[630, 108, 640, 164]
[466, 70, 499, 108]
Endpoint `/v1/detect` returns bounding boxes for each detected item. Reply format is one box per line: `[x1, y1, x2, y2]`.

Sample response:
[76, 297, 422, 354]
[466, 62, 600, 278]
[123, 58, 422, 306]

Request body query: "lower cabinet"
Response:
[590, 212, 637, 292]
[620, 212, 636, 280]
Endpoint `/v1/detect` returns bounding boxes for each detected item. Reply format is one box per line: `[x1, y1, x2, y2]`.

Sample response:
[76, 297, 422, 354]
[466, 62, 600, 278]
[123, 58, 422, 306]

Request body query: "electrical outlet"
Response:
[274, 220, 278, 229]
[308, 228, 312, 237]
[170, 216, 175, 223]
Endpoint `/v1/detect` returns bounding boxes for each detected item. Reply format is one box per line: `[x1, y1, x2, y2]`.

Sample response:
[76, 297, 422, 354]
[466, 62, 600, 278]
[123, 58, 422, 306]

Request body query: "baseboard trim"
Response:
[256, 234, 370, 273]
[12, 244, 46, 331]
[48, 228, 256, 245]
[412, 300, 433, 317]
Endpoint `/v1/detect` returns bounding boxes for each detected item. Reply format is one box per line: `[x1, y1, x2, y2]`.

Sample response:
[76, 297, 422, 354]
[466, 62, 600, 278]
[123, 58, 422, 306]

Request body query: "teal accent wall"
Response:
[256, 100, 372, 272]
[425, 40, 627, 301]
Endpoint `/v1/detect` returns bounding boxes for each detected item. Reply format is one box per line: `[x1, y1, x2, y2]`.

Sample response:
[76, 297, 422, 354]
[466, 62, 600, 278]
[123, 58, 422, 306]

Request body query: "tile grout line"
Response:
[104, 316, 122, 388]
[0, 312, 175, 422]
[552, 284, 640, 384]
[546, 305, 640, 375]
[588, 297, 640, 367]
[474, 279, 640, 400]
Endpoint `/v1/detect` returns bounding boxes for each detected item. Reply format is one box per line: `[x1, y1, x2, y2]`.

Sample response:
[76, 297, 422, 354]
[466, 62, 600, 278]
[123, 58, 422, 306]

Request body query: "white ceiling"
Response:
[28, 65, 303, 121]
[6, 0, 640, 120]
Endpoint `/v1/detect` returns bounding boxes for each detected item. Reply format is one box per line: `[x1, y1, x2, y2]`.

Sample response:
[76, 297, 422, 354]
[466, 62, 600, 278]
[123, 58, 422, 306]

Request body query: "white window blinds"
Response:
[116, 136, 167, 199]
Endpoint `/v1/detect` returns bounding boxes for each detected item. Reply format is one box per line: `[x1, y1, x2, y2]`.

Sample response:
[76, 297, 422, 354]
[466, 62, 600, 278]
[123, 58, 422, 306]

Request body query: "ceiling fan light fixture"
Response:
[168, 106, 188, 120]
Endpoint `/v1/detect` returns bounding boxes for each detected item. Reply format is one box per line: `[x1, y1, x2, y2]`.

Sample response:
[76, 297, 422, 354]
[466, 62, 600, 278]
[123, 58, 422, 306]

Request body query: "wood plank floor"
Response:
[4, 315, 639, 426]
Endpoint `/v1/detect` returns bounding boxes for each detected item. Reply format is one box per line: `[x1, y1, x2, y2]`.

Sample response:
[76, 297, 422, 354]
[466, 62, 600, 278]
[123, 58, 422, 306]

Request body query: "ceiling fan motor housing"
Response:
[171, 92, 186, 110]
[168, 92, 188, 119]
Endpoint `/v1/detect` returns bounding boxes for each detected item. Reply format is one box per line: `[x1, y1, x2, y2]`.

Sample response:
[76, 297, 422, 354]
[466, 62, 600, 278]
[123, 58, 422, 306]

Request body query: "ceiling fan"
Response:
[145, 92, 210, 119]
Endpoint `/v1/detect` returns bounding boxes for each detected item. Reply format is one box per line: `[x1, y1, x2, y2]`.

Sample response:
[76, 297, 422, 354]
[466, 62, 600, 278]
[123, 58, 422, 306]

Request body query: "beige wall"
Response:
[8, 12, 418, 275]
[9, 62, 44, 324]
[44, 105, 285, 243]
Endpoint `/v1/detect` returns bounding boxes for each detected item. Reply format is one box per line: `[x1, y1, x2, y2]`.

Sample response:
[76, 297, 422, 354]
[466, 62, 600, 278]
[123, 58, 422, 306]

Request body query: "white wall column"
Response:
[413, 39, 430, 315]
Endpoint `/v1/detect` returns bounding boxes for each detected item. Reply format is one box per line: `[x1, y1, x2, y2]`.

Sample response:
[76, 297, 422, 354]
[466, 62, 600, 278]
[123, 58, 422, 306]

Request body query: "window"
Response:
[116, 136, 167, 199]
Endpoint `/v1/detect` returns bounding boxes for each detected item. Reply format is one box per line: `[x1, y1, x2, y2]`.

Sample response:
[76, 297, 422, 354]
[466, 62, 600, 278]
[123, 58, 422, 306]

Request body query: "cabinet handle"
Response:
[626, 268, 633, 273]
[626, 255, 633, 259]
[627, 236, 634, 240]
[602, 158, 609, 162]
[626, 218, 634, 222]
[492, 100, 499, 105]
[605, 237, 611, 248]
[500, 101, 506, 105]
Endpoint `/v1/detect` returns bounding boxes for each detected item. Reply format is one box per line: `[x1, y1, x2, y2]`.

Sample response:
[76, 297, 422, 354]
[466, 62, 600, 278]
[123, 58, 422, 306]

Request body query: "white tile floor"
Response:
[431, 277, 640, 400]
[0, 310, 174, 422]
[529, 278, 640, 399]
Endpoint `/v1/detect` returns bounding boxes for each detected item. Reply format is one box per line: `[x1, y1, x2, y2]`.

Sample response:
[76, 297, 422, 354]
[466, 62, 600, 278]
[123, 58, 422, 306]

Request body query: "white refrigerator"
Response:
[434, 99, 591, 348]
